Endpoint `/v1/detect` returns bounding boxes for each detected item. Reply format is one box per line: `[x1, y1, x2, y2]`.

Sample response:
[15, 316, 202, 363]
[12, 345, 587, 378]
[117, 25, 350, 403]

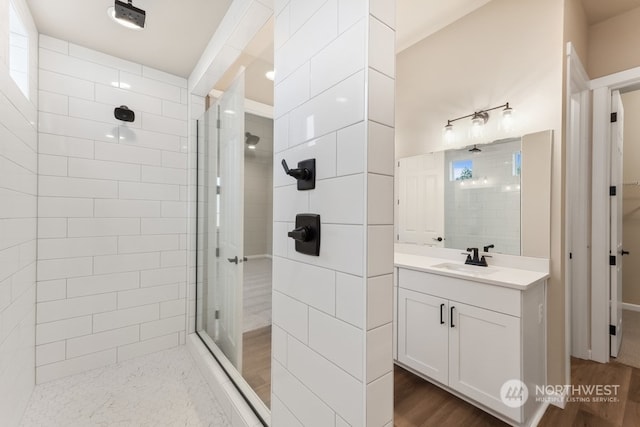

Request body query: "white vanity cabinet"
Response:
[397, 289, 449, 384]
[395, 267, 546, 426]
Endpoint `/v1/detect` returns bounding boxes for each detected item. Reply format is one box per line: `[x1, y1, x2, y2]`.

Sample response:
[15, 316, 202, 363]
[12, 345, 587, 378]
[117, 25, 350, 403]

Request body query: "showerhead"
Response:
[245, 132, 260, 148]
[114, 0, 146, 29]
[469, 144, 482, 153]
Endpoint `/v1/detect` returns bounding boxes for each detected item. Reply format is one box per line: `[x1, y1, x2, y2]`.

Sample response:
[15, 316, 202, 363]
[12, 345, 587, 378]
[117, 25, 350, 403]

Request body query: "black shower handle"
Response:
[288, 226, 311, 242]
[281, 159, 311, 181]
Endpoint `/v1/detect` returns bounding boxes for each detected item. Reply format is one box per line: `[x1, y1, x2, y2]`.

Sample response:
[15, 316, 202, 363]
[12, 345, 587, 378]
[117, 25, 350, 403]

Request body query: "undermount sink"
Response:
[432, 262, 499, 276]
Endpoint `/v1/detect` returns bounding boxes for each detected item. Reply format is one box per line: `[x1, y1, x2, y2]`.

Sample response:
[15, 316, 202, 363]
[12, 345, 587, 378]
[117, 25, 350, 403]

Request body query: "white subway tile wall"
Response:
[272, 1, 395, 426]
[0, 0, 38, 425]
[443, 139, 522, 255]
[35, 35, 188, 383]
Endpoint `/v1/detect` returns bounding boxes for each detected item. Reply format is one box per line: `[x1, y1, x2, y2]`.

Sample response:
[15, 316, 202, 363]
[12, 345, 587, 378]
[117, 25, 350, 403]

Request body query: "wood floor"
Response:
[539, 358, 640, 427]
[394, 365, 508, 427]
[241, 326, 640, 426]
[242, 325, 272, 408]
[396, 358, 640, 427]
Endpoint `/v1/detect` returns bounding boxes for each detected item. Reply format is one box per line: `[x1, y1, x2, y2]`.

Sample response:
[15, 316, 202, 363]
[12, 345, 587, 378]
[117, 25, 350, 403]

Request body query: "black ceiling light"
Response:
[108, 0, 146, 30]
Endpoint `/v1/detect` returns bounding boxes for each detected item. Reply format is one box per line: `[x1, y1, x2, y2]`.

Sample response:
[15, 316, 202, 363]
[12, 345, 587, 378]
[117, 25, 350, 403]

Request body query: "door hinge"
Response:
[611, 112, 618, 123]
[398, 161, 400, 167]
[215, 247, 220, 258]
[610, 325, 617, 335]
[569, 252, 573, 260]
[610, 255, 617, 266]
[397, 234, 400, 241]
[397, 199, 400, 205]
[215, 310, 220, 320]
[610, 186, 617, 196]
[216, 119, 221, 129]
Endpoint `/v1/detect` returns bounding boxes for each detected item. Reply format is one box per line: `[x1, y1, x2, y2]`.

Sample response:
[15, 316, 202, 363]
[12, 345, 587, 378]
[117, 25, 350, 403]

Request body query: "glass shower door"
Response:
[196, 75, 245, 371]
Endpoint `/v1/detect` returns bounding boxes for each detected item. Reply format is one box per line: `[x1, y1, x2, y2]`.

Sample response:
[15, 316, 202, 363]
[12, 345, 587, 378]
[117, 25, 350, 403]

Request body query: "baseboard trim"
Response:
[548, 388, 569, 409]
[245, 254, 272, 260]
[530, 401, 550, 427]
[186, 334, 266, 426]
[622, 303, 640, 312]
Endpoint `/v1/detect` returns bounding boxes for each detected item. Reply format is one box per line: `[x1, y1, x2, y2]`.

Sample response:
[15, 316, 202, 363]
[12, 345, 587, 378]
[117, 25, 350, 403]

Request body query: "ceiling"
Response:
[213, 19, 274, 106]
[26, 0, 233, 77]
[25, 0, 640, 89]
[396, 0, 491, 52]
[581, 0, 640, 25]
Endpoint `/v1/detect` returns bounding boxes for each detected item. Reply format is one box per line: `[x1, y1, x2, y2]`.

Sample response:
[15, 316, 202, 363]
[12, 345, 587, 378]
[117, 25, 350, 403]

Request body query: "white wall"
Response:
[622, 90, 640, 306]
[244, 112, 273, 257]
[0, 0, 38, 424]
[396, 0, 566, 386]
[35, 35, 189, 383]
[587, 6, 640, 79]
[272, 0, 395, 425]
[396, 0, 563, 159]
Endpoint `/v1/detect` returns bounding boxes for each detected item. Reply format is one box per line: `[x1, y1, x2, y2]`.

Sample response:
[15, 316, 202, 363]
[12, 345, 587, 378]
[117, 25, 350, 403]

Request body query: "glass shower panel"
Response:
[196, 75, 245, 371]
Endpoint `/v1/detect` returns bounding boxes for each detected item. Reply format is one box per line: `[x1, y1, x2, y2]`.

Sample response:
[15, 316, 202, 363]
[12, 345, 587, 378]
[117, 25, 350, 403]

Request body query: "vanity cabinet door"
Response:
[448, 301, 522, 422]
[397, 288, 449, 385]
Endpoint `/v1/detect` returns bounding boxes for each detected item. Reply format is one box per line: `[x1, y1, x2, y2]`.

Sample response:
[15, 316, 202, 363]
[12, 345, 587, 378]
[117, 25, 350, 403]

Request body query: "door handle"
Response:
[227, 256, 238, 264]
[433, 237, 444, 242]
[622, 249, 630, 256]
[440, 303, 445, 324]
[450, 306, 456, 328]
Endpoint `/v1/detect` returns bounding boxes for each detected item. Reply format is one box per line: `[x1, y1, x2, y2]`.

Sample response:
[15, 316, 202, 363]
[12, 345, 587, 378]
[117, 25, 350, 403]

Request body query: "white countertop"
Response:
[395, 253, 550, 291]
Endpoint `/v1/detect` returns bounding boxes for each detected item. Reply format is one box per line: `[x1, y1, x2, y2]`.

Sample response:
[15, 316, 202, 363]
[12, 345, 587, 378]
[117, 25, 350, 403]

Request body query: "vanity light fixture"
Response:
[443, 102, 515, 143]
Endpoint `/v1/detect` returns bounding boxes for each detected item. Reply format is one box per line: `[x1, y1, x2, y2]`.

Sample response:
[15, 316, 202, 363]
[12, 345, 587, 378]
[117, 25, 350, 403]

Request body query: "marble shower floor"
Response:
[19, 346, 229, 427]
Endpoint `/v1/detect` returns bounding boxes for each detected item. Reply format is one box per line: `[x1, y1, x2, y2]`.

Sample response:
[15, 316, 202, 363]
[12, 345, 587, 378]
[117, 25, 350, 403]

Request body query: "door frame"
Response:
[590, 64, 640, 363]
[565, 43, 591, 370]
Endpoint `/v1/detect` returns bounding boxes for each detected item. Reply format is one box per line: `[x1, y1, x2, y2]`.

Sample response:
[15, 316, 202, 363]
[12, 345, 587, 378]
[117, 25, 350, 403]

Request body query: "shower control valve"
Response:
[288, 214, 321, 256]
[281, 158, 316, 190]
[288, 226, 311, 242]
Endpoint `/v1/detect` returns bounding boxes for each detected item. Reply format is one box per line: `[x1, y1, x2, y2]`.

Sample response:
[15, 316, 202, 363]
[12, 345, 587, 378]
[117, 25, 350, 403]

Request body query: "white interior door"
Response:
[215, 75, 245, 370]
[398, 153, 445, 245]
[610, 90, 624, 358]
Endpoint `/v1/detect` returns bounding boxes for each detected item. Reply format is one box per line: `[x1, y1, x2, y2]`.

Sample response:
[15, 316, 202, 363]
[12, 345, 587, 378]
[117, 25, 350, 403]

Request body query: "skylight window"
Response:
[9, 1, 29, 99]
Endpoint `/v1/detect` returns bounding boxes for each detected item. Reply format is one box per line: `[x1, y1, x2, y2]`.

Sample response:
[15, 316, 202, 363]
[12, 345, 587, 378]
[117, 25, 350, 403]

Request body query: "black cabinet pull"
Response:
[450, 306, 456, 328]
[440, 303, 445, 324]
[227, 256, 238, 264]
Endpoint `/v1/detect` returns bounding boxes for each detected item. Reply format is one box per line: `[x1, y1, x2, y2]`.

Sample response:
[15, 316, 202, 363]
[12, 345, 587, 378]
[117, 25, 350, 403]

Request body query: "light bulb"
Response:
[443, 122, 455, 144]
[471, 114, 485, 140]
[501, 104, 515, 132]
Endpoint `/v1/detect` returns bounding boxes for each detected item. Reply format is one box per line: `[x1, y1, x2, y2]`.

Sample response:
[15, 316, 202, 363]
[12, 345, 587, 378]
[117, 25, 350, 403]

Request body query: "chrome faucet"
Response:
[463, 247, 489, 267]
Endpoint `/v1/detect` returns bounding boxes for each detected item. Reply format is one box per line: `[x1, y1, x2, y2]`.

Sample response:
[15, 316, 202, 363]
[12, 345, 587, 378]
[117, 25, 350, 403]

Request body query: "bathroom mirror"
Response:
[397, 137, 522, 255]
